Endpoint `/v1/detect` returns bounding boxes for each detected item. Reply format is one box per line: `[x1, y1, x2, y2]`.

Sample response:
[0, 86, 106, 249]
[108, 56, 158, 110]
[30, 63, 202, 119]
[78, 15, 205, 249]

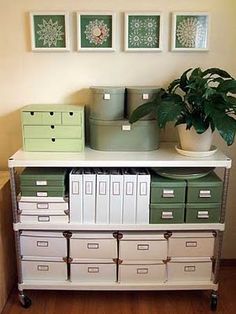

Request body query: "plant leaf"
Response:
[217, 79, 236, 94]
[156, 96, 184, 128]
[168, 79, 180, 93]
[212, 113, 236, 145]
[203, 68, 233, 79]
[129, 101, 156, 123]
[179, 68, 192, 92]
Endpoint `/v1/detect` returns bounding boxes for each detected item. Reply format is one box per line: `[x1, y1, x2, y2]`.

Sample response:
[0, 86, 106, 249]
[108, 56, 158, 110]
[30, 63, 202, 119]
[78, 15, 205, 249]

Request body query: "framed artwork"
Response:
[30, 12, 70, 51]
[124, 12, 162, 52]
[171, 12, 210, 51]
[77, 12, 116, 51]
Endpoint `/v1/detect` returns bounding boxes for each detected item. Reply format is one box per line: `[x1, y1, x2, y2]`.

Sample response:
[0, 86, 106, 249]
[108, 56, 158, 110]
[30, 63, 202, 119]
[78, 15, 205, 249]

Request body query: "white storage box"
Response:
[20, 231, 67, 257]
[18, 201, 68, 211]
[119, 233, 167, 260]
[20, 211, 69, 224]
[167, 257, 213, 282]
[118, 260, 166, 283]
[21, 257, 67, 281]
[168, 232, 215, 257]
[70, 259, 117, 282]
[70, 232, 117, 259]
[18, 195, 68, 203]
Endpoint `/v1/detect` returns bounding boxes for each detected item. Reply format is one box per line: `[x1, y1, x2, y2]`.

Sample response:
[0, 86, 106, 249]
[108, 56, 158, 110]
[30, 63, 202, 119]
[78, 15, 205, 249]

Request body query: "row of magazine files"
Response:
[69, 168, 150, 224]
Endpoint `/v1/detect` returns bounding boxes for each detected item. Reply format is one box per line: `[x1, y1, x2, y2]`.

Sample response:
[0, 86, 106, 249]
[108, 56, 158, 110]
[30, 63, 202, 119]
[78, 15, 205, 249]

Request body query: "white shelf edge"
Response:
[18, 281, 218, 291]
[13, 223, 225, 231]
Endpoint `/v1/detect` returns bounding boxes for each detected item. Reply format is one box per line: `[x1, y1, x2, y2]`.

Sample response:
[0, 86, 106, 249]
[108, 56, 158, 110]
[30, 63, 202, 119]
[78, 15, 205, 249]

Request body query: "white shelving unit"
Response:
[8, 143, 232, 310]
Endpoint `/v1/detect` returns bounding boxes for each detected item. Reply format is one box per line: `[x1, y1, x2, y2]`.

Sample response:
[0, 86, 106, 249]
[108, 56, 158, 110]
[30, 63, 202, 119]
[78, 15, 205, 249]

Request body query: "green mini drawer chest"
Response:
[186, 173, 223, 203]
[21, 104, 85, 152]
[150, 203, 185, 224]
[185, 203, 221, 223]
[151, 175, 186, 204]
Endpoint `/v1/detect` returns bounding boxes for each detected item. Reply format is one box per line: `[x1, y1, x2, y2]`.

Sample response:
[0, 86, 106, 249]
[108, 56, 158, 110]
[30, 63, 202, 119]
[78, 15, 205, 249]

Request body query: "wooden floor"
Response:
[2, 265, 236, 314]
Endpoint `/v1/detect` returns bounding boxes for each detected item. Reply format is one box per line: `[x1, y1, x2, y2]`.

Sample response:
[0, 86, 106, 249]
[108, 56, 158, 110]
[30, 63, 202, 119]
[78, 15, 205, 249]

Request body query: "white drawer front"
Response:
[119, 239, 167, 260]
[18, 201, 68, 211]
[119, 263, 166, 283]
[70, 238, 117, 259]
[71, 263, 116, 282]
[168, 236, 215, 257]
[20, 234, 67, 257]
[22, 260, 67, 281]
[20, 214, 68, 224]
[168, 260, 212, 281]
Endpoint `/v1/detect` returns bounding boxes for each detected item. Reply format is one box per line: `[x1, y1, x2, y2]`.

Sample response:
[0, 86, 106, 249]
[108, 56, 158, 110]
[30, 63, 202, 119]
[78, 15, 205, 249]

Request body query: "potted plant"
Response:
[129, 67, 236, 152]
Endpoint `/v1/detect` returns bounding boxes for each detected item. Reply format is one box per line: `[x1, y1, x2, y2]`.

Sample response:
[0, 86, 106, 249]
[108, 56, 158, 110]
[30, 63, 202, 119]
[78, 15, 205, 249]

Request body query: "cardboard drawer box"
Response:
[150, 203, 185, 224]
[168, 232, 215, 257]
[21, 257, 67, 281]
[20, 231, 67, 257]
[18, 201, 68, 211]
[24, 125, 82, 139]
[62, 111, 82, 125]
[119, 233, 167, 260]
[151, 175, 186, 204]
[24, 138, 83, 152]
[70, 233, 117, 259]
[70, 259, 117, 282]
[20, 211, 69, 224]
[167, 257, 213, 282]
[20, 167, 66, 186]
[186, 173, 223, 203]
[185, 203, 221, 223]
[118, 260, 166, 283]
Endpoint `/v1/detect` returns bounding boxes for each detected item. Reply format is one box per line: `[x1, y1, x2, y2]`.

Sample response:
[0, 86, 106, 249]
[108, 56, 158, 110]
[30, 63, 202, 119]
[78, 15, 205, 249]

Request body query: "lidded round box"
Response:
[90, 86, 125, 120]
[127, 86, 160, 120]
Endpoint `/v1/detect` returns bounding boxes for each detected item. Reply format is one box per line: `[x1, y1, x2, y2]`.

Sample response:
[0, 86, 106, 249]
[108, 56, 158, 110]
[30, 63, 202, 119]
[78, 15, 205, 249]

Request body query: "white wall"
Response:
[0, 0, 236, 257]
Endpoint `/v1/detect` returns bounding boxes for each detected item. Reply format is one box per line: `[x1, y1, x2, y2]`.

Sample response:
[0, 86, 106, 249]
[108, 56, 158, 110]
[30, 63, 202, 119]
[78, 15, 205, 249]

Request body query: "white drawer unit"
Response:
[70, 232, 117, 259]
[20, 231, 67, 258]
[168, 232, 215, 257]
[20, 211, 69, 224]
[119, 233, 168, 260]
[18, 201, 68, 211]
[167, 257, 213, 282]
[70, 259, 117, 283]
[118, 260, 166, 283]
[21, 257, 67, 281]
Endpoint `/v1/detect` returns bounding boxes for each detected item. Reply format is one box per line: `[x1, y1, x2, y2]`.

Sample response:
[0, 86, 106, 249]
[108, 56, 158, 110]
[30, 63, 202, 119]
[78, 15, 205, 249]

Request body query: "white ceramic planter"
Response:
[177, 124, 213, 151]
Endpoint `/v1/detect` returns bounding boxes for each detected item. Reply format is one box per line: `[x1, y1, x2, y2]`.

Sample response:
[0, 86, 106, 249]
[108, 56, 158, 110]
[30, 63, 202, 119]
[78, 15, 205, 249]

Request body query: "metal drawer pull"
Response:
[197, 211, 209, 219]
[87, 243, 99, 250]
[137, 244, 149, 251]
[37, 241, 48, 247]
[36, 180, 47, 186]
[199, 190, 211, 198]
[104, 93, 111, 100]
[186, 241, 197, 248]
[162, 189, 175, 198]
[162, 211, 174, 219]
[38, 216, 50, 222]
[184, 266, 196, 272]
[137, 268, 149, 275]
[37, 203, 49, 209]
[37, 265, 49, 272]
[88, 267, 99, 273]
[37, 192, 48, 197]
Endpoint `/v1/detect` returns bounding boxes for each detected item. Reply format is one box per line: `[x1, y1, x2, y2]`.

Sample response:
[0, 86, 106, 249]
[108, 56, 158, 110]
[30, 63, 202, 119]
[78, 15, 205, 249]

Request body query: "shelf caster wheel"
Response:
[19, 294, 32, 308]
[210, 292, 218, 311]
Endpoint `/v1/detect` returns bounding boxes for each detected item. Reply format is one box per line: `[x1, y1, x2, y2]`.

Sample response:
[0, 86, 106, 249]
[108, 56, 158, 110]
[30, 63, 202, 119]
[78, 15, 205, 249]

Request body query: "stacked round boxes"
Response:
[89, 86, 160, 151]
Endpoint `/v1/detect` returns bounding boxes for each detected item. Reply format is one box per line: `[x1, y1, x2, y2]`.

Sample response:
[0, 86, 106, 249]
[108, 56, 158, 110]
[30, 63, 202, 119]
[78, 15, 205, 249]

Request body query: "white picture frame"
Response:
[124, 12, 163, 52]
[77, 12, 116, 52]
[171, 12, 210, 51]
[30, 11, 70, 52]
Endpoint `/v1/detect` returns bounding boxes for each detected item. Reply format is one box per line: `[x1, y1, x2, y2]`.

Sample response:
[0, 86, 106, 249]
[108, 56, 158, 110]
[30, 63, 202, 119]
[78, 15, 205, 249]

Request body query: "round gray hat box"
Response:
[127, 86, 161, 120]
[90, 86, 125, 120]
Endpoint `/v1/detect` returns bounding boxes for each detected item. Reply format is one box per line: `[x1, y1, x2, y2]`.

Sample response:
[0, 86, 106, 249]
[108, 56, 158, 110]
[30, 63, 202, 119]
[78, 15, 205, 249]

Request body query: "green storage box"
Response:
[21, 104, 85, 152]
[21, 186, 65, 197]
[150, 203, 185, 224]
[20, 168, 66, 187]
[90, 86, 125, 120]
[151, 175, 186, 204]
[186, 203, 221, 223]
[127, 86, 160, 120]
[186, 173, 223, 203]
[89, 118, 159, 151]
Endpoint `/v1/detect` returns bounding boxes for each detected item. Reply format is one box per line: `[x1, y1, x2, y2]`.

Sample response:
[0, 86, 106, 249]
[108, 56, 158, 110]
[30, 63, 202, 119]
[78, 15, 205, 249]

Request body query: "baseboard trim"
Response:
[221, 259, 236, 266]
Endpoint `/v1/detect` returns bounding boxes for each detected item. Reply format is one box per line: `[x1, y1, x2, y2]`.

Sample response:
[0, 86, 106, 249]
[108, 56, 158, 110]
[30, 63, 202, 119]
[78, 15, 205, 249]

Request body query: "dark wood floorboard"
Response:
[2, 266, 236, 314]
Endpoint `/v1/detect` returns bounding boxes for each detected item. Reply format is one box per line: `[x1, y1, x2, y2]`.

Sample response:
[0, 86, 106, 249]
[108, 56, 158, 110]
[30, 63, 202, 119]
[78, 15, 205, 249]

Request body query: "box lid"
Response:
[187, 172, 222, 187]
[169, 257, 212, 263]
[22, 104, 84, 112]
[186, 203, 221, 209]
[151, 174, 186, 187]
[21, 256, 65, 262]
[127, 86, 161, 94]
[71, 258, 116, 264]
[120, 232, 166, 241]
[90, 86, 125, 94]
[150, 203, 185, 209]
[170, 232, 215, 239]
[120, 260, 165, 265]
[21, 231, 65, 238]
[71, 232, 116, 240]
[20, 210, 67, 216]
[89, 117, 156, 127]
[20, 167, 66, 181]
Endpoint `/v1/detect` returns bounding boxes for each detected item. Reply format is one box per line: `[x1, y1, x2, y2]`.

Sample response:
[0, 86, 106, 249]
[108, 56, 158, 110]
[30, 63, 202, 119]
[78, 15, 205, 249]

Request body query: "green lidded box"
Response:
[90, 86, 125, 120]
[20, 186, 65, 197]
[151, 174, 186, 204]
[127, 86, 160, 120]
[89, 118, 159, 151]
[21, 104, 85, 152]
[185, 203, 221, 223]
[186, 172, 223, 203]
[150, 203, 185, 224]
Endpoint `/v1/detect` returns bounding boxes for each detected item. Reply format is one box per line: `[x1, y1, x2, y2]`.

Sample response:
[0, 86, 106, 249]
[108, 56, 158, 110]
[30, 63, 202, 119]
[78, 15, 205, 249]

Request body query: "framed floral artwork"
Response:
[77, 12, 116, 51]
[124, 12, 162, 52]
[30, 12, 70, 51]
[171, 12, 210, 51]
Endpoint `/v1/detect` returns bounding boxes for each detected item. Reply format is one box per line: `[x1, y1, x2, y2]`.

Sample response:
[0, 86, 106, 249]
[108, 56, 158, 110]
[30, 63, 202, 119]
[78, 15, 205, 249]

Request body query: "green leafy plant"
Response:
[129, 67, 236, 145]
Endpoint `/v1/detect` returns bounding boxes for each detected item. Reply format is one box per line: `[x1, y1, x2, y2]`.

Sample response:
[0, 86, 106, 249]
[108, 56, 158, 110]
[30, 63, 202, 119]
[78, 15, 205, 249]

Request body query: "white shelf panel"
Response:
[8, 143, 231, 168]
[13, 222, 225, 231]
[19, 280, 218, 291]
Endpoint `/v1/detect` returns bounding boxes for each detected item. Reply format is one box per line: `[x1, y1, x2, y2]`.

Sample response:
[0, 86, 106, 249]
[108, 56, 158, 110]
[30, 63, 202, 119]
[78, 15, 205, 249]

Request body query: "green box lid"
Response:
[127, 86, 161, 94]
[90, 86, 125, 94]
[187, 172, 222, 187]
[22, 104, 84, 112]
[20, 167, 67, 181]
[186, 203, 221, 209]
[150, 203, 185, 209]
[151, 174, 186, 188]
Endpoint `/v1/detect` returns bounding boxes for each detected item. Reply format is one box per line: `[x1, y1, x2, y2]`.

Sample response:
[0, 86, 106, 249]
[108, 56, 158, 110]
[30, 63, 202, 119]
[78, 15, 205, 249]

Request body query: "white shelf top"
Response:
[8, 143, 231, 168]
